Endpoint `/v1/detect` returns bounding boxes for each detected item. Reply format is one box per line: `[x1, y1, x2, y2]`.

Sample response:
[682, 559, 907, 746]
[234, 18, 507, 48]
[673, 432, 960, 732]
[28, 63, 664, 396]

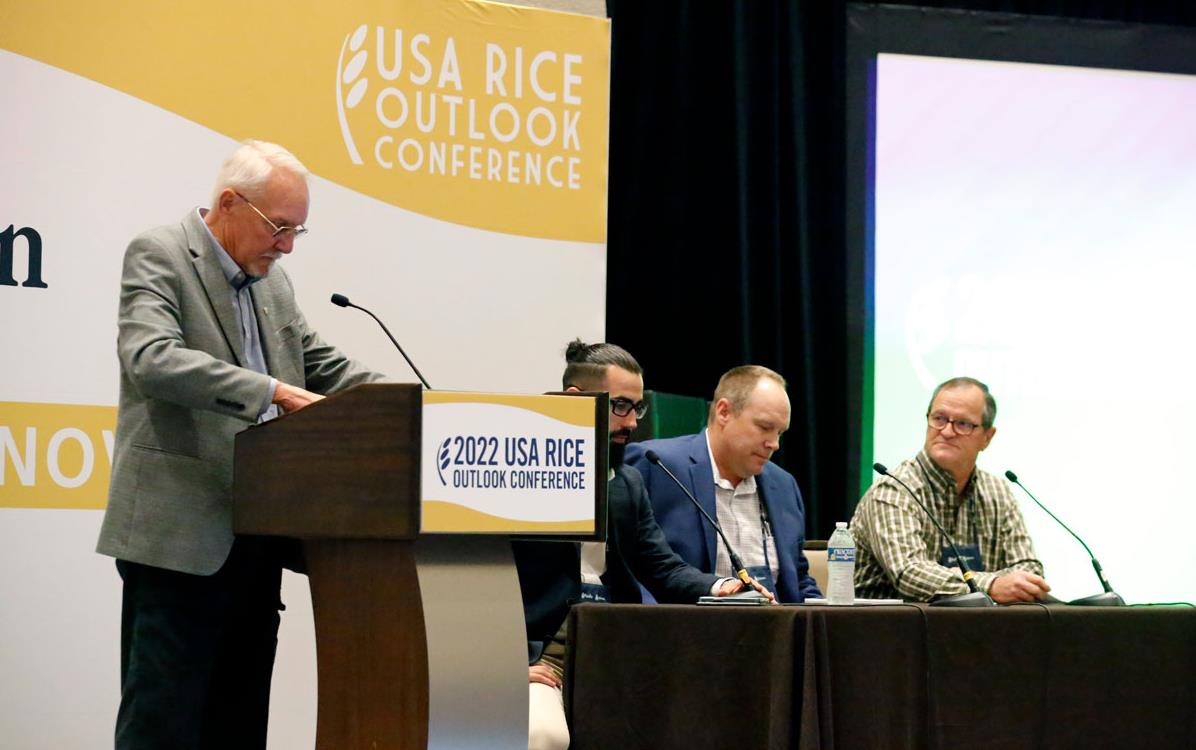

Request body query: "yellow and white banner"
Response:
[0, 402, 115, 509]
[421, 391, 599, 533]
[0, 1, 609, 746]
[1, 0, 608, 241]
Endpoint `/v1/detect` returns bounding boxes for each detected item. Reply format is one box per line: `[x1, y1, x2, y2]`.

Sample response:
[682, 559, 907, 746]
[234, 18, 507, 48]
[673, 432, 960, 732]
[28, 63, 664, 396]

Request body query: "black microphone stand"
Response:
[330, 293, 432, 390]
[1005, 470, 1125, 606]
[873, 463, 995, 608]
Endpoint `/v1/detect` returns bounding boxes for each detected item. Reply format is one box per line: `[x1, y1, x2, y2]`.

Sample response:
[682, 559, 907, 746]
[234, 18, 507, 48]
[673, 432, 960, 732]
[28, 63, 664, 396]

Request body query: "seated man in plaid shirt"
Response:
[851, 377, 1051, 604]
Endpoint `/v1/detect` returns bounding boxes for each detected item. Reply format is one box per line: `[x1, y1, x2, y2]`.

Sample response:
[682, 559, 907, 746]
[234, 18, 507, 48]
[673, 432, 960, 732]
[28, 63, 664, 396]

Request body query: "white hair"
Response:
[210, 139, 310, 208]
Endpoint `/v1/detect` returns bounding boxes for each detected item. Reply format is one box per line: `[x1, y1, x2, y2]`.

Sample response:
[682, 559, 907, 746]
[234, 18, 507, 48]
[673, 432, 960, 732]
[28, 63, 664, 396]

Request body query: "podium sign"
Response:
[233, 384, 609, 748]
[420, 391, 605, 535]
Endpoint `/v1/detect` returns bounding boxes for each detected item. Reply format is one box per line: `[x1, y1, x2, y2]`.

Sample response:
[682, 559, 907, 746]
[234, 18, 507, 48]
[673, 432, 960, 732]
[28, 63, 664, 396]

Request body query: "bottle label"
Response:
[828, 547, 856, 563]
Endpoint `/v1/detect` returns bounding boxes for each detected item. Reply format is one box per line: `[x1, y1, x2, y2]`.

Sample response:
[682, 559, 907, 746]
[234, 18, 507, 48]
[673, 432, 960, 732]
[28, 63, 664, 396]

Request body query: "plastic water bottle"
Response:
[827, 522, 856, 606]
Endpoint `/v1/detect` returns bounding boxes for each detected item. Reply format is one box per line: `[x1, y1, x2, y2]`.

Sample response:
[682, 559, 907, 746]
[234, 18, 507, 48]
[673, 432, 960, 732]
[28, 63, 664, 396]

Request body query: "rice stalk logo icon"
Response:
[436, 437, 453, 486]
[336, 24, 370, 165]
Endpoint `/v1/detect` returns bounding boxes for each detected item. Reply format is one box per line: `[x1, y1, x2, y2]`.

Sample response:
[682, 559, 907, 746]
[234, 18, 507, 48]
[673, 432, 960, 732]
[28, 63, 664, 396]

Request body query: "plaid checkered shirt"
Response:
[850, 450, 1043, 601]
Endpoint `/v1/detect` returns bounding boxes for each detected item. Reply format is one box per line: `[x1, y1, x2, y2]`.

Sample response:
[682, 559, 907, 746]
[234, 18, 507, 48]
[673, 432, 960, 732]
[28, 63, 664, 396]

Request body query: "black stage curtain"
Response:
[603, 0, 1196, 539]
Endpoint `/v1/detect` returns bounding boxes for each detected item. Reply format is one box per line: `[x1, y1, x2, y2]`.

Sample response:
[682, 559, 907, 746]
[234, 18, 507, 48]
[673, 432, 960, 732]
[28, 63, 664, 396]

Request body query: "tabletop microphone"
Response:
[644, 450, 761, 596]
[872, 463, 995, 607]
[330, 293, 432, 390]
[1005, 470, 1124, 606]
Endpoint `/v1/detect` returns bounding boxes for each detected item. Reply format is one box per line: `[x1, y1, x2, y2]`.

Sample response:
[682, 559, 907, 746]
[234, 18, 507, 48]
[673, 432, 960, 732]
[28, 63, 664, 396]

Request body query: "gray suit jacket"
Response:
[97, 210, 385, 575]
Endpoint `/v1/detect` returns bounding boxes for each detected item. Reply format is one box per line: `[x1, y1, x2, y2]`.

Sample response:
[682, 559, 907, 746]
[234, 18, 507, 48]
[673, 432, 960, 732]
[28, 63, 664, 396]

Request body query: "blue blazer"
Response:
[625, 432, 822, 603]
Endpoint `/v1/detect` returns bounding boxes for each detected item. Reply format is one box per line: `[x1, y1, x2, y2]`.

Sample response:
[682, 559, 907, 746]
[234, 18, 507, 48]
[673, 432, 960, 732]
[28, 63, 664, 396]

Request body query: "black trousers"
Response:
[115, 537, 288, 750]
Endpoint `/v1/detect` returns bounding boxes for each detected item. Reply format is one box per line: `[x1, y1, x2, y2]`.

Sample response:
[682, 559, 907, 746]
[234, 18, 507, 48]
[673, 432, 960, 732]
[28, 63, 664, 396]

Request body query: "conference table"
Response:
[564, 602, 1196, 749]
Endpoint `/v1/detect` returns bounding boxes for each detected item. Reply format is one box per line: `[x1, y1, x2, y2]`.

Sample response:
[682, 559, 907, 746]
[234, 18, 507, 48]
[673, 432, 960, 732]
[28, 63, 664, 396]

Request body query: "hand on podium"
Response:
[272, 381, 325, 413]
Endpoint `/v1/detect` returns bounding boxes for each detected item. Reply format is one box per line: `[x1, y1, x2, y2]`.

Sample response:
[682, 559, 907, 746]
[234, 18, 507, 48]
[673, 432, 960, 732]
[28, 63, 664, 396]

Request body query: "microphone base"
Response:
[930, 591, 997, 608]
[1067, 591, 1126, 607]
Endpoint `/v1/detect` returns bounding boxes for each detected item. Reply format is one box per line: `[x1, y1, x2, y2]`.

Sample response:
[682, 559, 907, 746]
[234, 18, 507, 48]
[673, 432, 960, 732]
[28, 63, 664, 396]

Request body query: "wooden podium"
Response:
[232, 383, 605, 749]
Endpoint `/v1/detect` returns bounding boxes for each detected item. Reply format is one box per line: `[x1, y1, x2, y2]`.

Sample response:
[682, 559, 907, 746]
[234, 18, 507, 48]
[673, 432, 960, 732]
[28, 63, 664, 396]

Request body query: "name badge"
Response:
[940, 543, 986, 572]
[579, 582, 611, 603]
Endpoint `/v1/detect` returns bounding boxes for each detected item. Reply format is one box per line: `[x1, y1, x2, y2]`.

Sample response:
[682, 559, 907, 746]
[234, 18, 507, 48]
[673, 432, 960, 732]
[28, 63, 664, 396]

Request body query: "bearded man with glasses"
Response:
[850, 376, 1050, 604]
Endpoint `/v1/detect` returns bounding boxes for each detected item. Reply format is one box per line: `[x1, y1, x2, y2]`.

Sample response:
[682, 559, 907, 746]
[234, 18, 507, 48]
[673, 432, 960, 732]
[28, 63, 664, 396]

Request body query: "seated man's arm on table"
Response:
[858, 480, 972, 602]
[971, 491, 1049, 604]
[624, 470, 774, 602]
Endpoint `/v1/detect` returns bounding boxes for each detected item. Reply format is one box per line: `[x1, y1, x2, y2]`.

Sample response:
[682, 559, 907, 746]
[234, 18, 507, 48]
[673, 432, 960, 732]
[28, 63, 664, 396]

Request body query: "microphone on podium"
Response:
[330, 293, 432, 390]
[1005, 470, 1124, 606]
[645, 450, 762, 596]
[872, 463, 995, 608]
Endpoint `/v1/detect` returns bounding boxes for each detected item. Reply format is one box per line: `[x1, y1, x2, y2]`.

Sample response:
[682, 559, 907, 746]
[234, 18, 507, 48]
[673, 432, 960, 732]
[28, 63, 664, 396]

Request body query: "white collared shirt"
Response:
[706, 431, 779, 584]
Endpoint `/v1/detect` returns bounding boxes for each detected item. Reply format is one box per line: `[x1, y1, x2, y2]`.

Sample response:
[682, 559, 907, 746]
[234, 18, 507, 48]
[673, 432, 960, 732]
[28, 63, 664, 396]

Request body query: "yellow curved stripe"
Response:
[422, 499, 593, 533]
[0, 0, 609, 243]
[423, 391, 596, 427]
[0, 402, 115, 510]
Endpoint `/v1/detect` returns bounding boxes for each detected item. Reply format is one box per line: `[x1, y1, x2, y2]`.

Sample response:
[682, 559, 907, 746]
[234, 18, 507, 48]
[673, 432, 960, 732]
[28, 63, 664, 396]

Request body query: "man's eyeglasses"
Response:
[927, 413, 981, 436]
[235, 191, 308, 239]
[611, 397, 649, 419]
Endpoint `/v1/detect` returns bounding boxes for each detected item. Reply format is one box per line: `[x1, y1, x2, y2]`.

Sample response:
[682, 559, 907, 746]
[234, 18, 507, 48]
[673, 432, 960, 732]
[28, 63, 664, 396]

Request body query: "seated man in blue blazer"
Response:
[626, 365, 822, 603]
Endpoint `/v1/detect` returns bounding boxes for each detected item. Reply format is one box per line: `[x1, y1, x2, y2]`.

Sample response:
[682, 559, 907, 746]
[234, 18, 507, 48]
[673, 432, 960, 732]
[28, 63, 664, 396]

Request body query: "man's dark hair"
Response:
[562, 339, 642, 390]
[927, 376, 997, 429]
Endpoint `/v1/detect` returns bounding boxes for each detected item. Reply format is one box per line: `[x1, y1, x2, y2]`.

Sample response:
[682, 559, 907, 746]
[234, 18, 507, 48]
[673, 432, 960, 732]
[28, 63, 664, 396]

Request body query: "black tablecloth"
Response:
[566, 603, 1196, 749]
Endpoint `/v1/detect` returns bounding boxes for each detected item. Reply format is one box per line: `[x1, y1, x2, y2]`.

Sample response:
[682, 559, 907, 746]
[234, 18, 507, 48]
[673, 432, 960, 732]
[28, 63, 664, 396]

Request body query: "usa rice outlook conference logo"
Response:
[435, 436, 451, 486]
[433, 434, 588, 490]
[336, 24, 370, 165]
[333, 21, 586, 185]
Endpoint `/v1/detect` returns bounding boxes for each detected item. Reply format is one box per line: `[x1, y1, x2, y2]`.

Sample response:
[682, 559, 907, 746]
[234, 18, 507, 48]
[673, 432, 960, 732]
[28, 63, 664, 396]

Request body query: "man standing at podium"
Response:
[625, 366, 822, 603]
[850, 376, 1049, 603]
[96, 140, 386, 749]
[514, 341, 770, 750]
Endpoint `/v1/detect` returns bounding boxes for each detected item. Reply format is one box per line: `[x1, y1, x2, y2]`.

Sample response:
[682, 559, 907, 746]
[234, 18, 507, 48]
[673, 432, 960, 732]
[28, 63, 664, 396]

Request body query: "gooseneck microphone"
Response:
[330, 293, 432, 390]
[645, 450, 760, 594]
[872, 463, 995, 608]
[1005, 470, 1124, 606]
